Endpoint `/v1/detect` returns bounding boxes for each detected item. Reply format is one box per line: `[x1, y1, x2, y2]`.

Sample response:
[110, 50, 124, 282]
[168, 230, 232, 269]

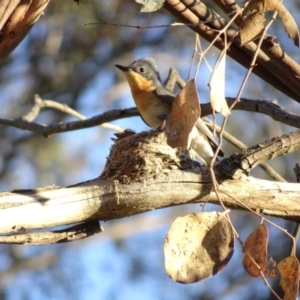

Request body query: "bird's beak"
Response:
[115, 64, 130, 72]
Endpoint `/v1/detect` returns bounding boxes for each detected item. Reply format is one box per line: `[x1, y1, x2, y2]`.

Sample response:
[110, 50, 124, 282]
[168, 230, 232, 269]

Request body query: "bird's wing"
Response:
[195, 119, 225, 157]
[154, 86, 175, 107]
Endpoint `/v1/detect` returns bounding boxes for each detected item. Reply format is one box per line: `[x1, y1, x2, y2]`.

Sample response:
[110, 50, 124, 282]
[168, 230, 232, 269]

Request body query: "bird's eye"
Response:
[139, 67, 146, 73]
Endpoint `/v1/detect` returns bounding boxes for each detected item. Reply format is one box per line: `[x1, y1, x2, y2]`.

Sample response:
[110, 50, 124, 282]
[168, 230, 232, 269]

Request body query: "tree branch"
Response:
[0, 98, 299, 136]
[216, 129, 300, 179]
[203, 117, 286, 182]
[21, 94, 124, 132]
[0, 222, 102, 245]
[230, 98, 300, 128]
[0, 107, 137, 136]
[163, 0, 300, 103]
[0, 129, 300, 243]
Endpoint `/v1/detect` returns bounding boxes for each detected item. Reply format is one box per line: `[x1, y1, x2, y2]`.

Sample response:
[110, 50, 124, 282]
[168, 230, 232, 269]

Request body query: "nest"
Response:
[100, 129, 201, 184]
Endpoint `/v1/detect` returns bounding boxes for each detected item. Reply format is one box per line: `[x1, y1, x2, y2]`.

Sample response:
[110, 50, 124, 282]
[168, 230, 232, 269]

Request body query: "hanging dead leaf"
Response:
[265, 0, 300, 47]
[243, 224, 268, 277]
[164, 211, 234, 283]
[240, 0, 300, 47]
[209, 51, 230, 116]
[167, 79, 200, 150]
[240, 0, 265, 45]
[277, 256, 300, 300]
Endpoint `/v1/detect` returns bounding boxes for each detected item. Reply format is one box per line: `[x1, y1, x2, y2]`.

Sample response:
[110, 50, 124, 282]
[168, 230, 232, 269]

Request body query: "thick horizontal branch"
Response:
[0, 166, 299, 236]
[0, 130, 300, 241]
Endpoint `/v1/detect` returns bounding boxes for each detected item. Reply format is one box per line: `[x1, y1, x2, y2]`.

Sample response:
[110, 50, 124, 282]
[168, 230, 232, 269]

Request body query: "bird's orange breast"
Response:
[124, 70, 170, 128]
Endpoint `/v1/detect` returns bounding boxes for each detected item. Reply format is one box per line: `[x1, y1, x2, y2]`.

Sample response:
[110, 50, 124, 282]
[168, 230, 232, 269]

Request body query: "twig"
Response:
[231, 11, 279, 108]
[84, 13, 237, 29]
[213, 0, 300, 100]
[23, 94, 124, 133]
[163, 0, 300, 102]
[0, 222, 102, 245]
[213, 11, 280, 181]
[1, 98, 299, 136]
[220, 189, 296, 249]
[0, 106, 137, 137]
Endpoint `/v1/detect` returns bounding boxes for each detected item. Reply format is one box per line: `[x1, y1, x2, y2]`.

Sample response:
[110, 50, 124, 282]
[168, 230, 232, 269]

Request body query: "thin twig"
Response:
[28, 95, 124, 133]
[84, 12, 237, 29]
[220, 189, 296, 242]
[0, 106, 137, 137]
[213, 11, 279, 174]
[0, 222, 103, 245]
[164, 0, 300, 102]
[1, 98, 299, 136]
[231, 11, 279, 108]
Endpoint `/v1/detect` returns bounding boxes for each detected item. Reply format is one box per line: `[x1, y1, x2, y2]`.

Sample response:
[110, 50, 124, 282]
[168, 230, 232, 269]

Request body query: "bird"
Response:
[115, 57, 224, 165]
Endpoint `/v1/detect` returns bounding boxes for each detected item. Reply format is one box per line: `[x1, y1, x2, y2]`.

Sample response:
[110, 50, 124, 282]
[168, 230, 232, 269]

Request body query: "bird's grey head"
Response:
[127, 57, 161, 82]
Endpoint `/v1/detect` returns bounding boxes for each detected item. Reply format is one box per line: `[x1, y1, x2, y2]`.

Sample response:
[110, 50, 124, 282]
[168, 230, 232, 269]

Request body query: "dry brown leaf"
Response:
[240, 0, 300, 47]
[277, 256, 300, 300]
[167, 79, 200, 150]
[265, 0, 300, 47]
[164, 212, 234, 283]
[240, 0, 265, 45]
[243, 224, 268, 277]
[209, 51, 230, 116]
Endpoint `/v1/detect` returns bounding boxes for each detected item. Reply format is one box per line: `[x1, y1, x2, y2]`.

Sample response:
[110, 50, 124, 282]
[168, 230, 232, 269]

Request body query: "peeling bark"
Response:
[0, 0, 50, 62]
